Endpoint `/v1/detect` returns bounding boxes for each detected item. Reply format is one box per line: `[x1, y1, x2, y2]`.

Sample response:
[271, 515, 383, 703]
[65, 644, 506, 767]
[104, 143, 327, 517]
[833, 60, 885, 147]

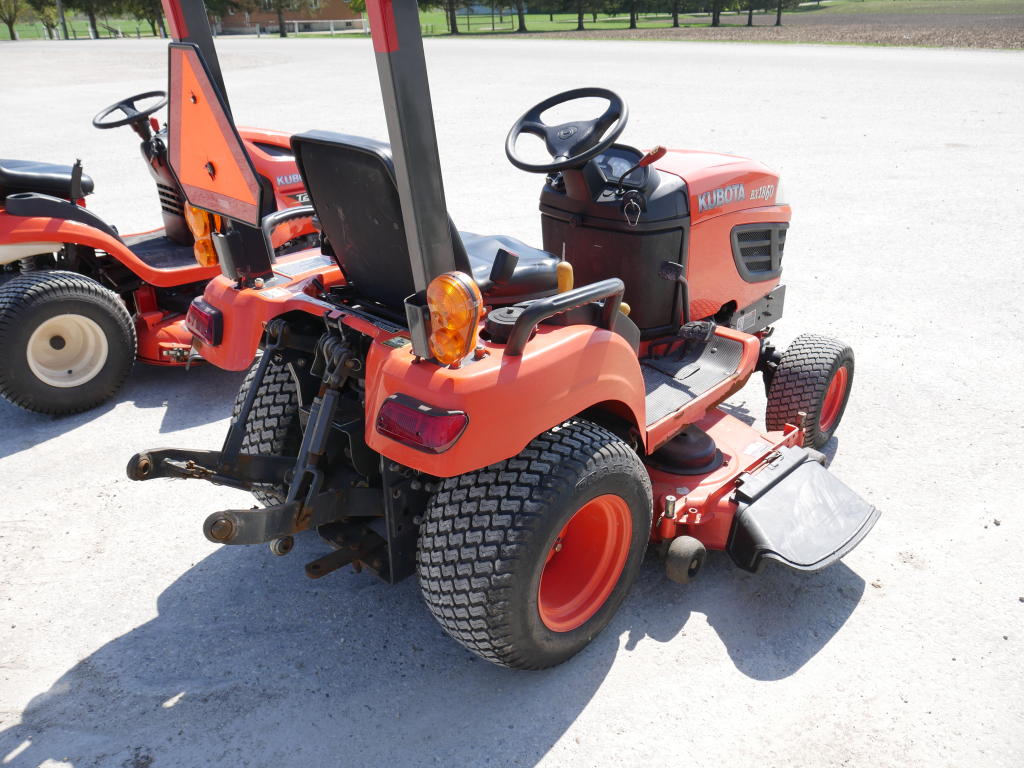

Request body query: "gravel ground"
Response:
[502, 11, 1024, 48]
[1, 37, 1023, 768]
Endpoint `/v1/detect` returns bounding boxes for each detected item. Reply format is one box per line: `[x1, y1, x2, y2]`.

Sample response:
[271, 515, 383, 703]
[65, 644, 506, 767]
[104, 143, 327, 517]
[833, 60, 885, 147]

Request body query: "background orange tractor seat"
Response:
[0, 159, 95, 199]
[291, 131, 559, 307]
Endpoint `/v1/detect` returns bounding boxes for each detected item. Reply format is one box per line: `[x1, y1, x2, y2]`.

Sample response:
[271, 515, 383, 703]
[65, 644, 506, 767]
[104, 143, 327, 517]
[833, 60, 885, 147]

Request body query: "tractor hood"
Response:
[655, 150, 785, 225]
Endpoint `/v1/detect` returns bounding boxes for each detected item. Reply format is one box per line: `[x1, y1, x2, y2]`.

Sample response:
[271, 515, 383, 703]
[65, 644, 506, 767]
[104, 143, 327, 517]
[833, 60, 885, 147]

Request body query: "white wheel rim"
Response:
[26, 313, 109, 388]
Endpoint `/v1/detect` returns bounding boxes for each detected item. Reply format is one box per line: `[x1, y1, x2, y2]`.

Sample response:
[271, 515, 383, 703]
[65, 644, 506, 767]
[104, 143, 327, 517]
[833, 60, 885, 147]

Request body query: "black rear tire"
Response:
[231, 358, 302, 506]
[765, 333, 854, 449]
[417, 418, 653, 669]
[0, 270, 135, 415]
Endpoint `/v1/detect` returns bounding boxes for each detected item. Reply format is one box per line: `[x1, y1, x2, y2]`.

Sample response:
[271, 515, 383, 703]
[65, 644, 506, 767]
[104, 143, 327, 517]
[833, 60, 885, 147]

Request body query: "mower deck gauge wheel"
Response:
[665, 535, 707, 585]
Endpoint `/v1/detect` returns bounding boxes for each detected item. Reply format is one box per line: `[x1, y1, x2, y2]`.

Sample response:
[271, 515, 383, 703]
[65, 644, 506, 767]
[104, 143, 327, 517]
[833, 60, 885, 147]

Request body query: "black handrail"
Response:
[504, 278, 625, 357]
[260, 204, 316, 252]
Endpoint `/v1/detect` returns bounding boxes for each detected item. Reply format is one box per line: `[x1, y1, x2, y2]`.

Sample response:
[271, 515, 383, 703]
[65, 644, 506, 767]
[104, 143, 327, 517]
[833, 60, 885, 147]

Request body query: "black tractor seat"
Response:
[291, 130, 558, 308]
[459, 232, 558, 301]
[0, 159, 95, 200]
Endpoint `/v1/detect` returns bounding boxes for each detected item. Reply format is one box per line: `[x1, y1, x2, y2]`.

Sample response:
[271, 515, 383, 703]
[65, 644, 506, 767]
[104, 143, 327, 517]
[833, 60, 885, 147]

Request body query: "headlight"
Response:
[184, 205, 222, 267]
[426, 271, 482, 366]
[774, 177, 788, 207]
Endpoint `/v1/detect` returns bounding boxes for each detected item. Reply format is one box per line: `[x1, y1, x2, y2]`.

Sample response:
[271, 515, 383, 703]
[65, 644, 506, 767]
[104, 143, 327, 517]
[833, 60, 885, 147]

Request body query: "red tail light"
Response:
[376, 394, 468, 453]
[186, 298, 223, 345]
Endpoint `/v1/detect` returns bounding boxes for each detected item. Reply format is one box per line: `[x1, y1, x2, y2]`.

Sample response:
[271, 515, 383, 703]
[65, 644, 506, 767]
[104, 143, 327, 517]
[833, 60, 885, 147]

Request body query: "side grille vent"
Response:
[157, 182, 184, 217]
[730, 223, 788, 283]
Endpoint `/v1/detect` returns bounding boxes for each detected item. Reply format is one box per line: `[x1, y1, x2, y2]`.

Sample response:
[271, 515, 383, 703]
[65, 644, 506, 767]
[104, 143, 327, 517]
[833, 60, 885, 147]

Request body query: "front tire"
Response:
[0, 271, 135, 414]
[417, 418, 653, 669]
[765, 333, 854, 449]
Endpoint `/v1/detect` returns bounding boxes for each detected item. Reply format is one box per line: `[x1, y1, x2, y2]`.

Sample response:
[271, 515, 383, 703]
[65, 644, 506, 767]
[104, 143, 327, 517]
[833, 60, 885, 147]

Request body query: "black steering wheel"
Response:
[505, 87, 628, 174]
[92, 90, 168, 130]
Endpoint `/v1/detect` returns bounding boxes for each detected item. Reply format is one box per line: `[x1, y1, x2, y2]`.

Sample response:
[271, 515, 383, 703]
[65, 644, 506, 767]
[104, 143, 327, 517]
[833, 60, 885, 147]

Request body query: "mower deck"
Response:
[646, 409, 878, 570]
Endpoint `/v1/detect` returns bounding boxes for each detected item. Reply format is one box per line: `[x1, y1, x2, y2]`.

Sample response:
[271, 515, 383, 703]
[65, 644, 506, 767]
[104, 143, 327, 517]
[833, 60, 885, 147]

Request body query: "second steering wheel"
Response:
[92, 91, 168, 130]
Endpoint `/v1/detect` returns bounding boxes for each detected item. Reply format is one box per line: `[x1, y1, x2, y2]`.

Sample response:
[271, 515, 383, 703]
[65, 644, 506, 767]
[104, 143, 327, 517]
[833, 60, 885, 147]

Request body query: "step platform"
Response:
[727, 446, 880, 573]
[123, 230, 198, 270]
[640, 337, 744, 425]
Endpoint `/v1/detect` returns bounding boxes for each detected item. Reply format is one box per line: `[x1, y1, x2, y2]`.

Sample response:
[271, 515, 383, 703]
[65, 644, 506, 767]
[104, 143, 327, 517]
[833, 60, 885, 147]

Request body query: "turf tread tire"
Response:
[231, 358, 302, 506]
[765, 333, 854, 449]
[0, 270, 135, 414]
[417, 418, 652, 670]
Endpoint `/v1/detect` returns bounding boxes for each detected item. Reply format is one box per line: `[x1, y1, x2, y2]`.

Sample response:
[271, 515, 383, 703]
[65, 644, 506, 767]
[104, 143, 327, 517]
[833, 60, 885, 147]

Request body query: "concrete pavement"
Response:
[1, 37, 1022, 768]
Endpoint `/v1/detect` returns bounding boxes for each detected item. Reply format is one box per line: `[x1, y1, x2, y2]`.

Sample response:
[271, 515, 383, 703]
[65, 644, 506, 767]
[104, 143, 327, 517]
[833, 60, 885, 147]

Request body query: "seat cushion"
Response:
[0, 159, 95, 199]
[459, 232, 558, 302]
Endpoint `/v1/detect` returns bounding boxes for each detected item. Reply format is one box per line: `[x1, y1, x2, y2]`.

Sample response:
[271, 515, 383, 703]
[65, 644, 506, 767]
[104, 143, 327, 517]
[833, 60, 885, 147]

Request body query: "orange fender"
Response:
[363, 324, 647, 478]
[193, 252, 343, 370]
[0, 213, 218, 287]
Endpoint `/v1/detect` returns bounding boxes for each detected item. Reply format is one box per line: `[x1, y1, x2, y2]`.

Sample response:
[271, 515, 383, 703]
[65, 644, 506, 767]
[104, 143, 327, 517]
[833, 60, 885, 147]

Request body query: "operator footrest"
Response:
[640, 336, 744, 425]
[727, 446, 880, 573]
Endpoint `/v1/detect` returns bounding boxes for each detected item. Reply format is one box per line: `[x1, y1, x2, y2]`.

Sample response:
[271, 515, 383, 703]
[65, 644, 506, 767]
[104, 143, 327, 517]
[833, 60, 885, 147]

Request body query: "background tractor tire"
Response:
[231, 358, 302, 506]
[0, 270, 135, 415]
[766, 333, 855, 449]
[417, 418, 653, 670]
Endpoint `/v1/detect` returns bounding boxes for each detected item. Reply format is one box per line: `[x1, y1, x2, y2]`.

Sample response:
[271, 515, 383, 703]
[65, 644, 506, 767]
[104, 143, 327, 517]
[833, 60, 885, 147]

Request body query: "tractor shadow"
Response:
[623, 551, 865, 681]
[0, 362, 244, 460]
[122, 361, 246, 433]
[0, 535, 866, 767]
[717, 399, 759, 426]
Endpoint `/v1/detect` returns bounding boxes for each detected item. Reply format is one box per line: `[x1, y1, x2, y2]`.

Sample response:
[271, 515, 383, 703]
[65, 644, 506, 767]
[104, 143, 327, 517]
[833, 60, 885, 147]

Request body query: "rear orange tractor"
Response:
[0, 5, 315, 415]
[128, 0, 878, 669]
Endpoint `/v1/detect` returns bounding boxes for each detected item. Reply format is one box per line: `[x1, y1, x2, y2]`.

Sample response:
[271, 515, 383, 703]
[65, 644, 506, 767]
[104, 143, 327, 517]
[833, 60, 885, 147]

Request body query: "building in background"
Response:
[217, 0, 362, 35]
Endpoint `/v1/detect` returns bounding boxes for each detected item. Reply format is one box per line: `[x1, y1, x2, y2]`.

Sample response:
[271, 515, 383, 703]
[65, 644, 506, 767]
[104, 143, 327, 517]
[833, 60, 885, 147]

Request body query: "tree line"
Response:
[2, 0, 803, 42]
[430, 0, 803, 35]
[1, 0, 165, 40]
[2, 0, 345, 40]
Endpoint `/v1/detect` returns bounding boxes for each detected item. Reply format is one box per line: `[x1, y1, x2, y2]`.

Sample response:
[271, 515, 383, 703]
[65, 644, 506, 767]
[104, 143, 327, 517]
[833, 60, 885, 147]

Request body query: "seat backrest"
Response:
[292, 130, 469, 310]
[292, 131, 411, 308]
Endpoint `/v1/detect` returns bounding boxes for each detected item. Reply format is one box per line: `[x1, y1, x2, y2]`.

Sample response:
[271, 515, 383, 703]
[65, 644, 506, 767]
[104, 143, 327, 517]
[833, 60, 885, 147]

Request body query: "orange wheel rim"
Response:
[538, 494, 632, 633]
[819, 366, 849, 432]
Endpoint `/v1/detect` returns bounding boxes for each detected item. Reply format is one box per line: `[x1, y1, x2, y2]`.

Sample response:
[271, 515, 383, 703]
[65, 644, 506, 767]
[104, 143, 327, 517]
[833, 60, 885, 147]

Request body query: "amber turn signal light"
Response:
[184, 205, 222, 267]
[426, 271, 482, 366]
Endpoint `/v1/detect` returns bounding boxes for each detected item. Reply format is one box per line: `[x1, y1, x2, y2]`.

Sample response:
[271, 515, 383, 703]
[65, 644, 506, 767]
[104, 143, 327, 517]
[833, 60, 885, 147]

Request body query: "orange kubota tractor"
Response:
[0, 3, 315, 415]
[128, 0, 878, 669]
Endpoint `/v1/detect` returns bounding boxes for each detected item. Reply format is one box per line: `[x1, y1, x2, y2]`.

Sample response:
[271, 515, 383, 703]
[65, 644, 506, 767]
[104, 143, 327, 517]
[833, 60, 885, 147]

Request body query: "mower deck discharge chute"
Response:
[128, 0, 878, 669]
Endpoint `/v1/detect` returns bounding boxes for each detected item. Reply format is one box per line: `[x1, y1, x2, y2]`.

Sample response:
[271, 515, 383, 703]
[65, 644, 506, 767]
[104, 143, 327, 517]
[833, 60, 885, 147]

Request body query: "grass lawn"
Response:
[4, 17, 161, 41]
